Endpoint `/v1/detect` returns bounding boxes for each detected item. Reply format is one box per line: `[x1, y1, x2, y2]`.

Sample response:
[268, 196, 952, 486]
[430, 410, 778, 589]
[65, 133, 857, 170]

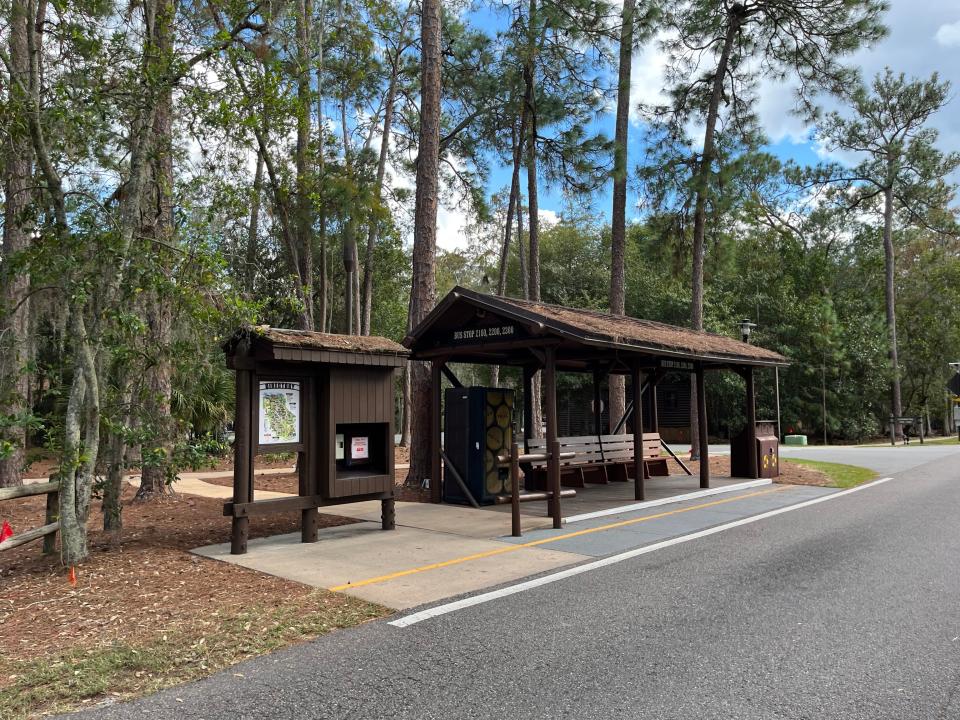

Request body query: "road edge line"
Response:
[388, 476, 895, 628]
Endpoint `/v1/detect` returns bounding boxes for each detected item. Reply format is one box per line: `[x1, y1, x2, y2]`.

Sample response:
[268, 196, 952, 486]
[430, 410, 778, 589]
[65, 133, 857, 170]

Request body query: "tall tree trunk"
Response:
[491, 118, 525, 389]
[0, 0, 34, 488]
[608, 0, 635, 435]
[244, 151, 265, 296]
[883, 182, 903, 438]
[341, 98, 358, 334]
[362, 2, 413, 335]
[295, 0, 315, 330]
[102, 379, 133, 536]
[517, 191, 528, 299]
[406, 0, 441, 484]
[316, 1, 329, 331]
[137, 0, 176, 500]
[522, 0, 542, 438]
[688, 7, 743, 459]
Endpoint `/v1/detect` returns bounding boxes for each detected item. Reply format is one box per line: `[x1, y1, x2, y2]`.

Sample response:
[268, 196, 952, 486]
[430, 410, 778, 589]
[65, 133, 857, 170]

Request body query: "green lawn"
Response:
[910, 435, 959, 446]
[784, 458, 878, 489]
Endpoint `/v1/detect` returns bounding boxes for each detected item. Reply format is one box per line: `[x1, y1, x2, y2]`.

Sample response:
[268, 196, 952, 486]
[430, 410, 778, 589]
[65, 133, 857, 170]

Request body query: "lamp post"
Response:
[738, 319, 782, 441]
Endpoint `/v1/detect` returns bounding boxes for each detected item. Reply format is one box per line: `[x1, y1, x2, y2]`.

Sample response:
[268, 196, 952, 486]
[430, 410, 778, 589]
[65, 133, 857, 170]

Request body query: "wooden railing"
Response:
[0, 480, 59, 554]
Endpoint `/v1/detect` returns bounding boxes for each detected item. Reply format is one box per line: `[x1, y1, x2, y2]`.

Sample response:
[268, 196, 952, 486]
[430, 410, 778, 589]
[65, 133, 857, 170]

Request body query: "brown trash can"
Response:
[755, 421, 779, 478]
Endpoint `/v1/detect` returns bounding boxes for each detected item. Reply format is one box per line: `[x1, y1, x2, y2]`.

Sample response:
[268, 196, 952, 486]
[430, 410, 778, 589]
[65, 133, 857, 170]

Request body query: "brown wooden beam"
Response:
[631, 362, 645, 501]
[745, 366, 758, 479]
[224, 492, 392, 518]
[592, 368, 603, 436]
[523, 365, 535, 451]
[440, 364, 463, 388]
[430, 359, 443, 503]
[231, 368, 253, 554]
[544, 346, 562, 529]
[696, 364, 710, 489]
[414, 337, 560, 359]
[0, 522, 59, 552]
[0, 480, 59, 501]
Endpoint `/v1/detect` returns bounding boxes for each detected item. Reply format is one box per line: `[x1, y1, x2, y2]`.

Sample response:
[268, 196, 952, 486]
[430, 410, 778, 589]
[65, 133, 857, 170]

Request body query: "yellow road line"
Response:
[329, 485, 790, 592]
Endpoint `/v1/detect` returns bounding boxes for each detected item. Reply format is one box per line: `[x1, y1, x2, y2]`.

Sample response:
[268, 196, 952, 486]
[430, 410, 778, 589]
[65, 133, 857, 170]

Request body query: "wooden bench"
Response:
[524, 433, 670, 489]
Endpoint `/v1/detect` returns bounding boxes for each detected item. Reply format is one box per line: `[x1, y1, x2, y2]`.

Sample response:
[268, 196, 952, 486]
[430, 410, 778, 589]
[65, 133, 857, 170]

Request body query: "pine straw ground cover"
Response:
[0, 487, 388, 719]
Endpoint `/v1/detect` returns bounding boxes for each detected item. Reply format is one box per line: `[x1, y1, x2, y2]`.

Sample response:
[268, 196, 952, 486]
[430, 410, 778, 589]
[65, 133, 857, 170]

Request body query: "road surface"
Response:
[69, 446, 960, 719]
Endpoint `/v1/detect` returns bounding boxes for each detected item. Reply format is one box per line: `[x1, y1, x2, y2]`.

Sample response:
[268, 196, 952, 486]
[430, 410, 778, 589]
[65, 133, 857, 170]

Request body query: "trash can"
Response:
[756, 422, 779, 478]
[731, 420, 779, 479]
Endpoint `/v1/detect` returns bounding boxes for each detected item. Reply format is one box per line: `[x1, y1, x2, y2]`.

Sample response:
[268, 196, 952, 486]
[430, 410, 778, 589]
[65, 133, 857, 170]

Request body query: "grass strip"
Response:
[783, 458, 878, 489]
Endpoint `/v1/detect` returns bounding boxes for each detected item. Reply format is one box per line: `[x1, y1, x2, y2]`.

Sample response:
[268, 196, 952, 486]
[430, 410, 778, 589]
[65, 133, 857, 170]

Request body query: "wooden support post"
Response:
[696, 365, 710, 489]
[430, 360, 443, 503]
[543, 347, 562, 529]
[523, 365, 535, 452]
[745, 366, 758, 479]
[231, 368, 253, 555]
[592, 368, 603, 435]
[631, 363, 645, 501]
[510, 425, 521, 537]
[43, 488, 59, 554]
[381, 497, 396, 530]
[300, 378, 318, 543]
[650, 381, 659, 435]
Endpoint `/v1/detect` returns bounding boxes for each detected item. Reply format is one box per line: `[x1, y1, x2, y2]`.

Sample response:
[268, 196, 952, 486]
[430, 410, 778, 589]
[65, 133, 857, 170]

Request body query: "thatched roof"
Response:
[498, 296, 786, 363]
[226, 326, 408, 356]
[405, 287, 788, 367]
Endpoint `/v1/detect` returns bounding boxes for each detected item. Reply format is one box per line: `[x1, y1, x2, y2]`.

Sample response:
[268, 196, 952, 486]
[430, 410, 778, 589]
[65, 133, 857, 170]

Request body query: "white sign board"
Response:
[258, 381, 300, 445]
[954, 405, 960, 423]
[351, 436, 369, 460]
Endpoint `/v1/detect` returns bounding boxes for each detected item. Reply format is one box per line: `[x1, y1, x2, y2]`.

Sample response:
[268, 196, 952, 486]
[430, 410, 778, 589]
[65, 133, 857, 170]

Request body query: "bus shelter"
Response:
[404, 287, 788, 529]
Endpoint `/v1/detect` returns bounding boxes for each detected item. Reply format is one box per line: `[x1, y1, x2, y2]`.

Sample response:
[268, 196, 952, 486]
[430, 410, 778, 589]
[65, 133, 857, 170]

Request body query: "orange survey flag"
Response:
[0, 521, 12, 542]
[68, 566, 77, 586]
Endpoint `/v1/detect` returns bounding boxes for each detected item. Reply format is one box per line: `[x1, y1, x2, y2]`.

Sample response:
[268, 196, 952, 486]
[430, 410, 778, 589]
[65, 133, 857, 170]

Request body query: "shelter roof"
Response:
[404, 287, 788, 368]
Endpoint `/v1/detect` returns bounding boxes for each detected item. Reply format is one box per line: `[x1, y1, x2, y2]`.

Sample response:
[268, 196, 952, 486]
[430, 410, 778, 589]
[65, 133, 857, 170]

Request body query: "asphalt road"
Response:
[71, 447, 960, 719]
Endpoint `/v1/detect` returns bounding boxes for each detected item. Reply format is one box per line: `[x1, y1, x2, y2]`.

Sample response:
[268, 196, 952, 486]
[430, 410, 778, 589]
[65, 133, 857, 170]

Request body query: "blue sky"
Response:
[435, 0, 960, 250]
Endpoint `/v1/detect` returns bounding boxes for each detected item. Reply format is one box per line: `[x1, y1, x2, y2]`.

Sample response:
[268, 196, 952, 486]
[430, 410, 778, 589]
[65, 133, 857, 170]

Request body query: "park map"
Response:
[259, 382, 300, 444]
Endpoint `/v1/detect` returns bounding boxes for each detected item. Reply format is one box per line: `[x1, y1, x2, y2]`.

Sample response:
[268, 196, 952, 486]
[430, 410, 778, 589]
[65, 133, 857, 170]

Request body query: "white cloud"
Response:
[935, 20, 960, 47]
[436, 203, 470, 252]
[538, 209, 560, 226]
[628, 43, 671, 124]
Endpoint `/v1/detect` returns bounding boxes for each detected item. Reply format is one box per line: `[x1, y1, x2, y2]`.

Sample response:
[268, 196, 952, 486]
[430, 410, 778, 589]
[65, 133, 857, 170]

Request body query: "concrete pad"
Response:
[330, 500, 554, 538]
[193, 523, 588, 610]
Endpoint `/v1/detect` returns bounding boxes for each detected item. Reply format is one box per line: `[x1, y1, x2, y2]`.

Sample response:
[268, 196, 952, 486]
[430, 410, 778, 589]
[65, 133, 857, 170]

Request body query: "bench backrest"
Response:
[525, 433, 661, 468]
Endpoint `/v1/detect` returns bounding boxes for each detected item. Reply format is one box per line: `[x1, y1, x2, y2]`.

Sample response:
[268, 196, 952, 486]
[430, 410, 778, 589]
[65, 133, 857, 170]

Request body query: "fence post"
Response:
[510, 424, 521, 538]
[43, 487, 59, 555]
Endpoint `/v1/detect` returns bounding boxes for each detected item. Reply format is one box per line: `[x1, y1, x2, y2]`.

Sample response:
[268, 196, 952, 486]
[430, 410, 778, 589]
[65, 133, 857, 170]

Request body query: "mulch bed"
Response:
[0, 486, 358, 668]
[676, 455, 830, 486]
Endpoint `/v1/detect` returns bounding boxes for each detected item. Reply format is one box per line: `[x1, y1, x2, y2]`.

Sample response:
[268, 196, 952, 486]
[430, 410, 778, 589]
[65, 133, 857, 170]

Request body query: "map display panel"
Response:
[258, 381, 300, 445]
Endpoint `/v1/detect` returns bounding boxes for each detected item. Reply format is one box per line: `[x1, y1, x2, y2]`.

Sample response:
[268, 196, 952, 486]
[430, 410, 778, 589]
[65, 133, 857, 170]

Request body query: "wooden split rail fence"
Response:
[0, 480, 60, 554]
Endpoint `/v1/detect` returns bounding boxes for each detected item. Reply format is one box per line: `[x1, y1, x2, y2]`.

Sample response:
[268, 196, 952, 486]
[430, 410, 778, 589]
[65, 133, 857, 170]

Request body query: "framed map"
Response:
[258, 381, 300, 445]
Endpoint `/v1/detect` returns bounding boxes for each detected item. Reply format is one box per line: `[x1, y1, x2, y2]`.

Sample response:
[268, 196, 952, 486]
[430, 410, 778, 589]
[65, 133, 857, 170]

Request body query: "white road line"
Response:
[389, 476, 895, 628]
[563, 478, 772, 524]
